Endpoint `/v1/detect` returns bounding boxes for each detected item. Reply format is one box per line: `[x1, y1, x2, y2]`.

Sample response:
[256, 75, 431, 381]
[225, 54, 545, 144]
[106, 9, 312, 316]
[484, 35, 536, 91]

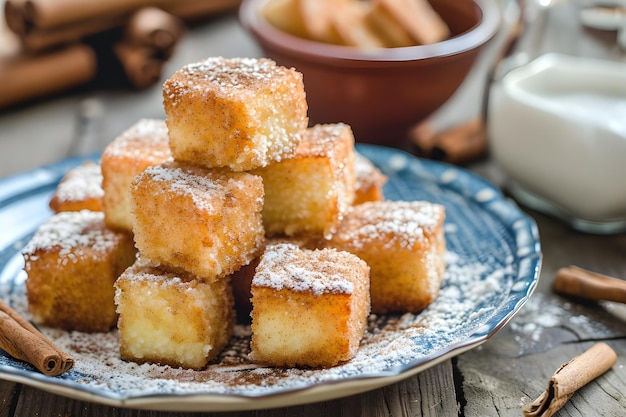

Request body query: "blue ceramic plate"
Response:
[0, 145, 541, 412]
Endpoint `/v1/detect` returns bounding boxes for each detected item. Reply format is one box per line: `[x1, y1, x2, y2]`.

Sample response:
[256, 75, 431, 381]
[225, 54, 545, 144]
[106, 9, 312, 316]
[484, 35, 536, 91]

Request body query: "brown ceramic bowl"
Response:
[239, 0, 500, 146]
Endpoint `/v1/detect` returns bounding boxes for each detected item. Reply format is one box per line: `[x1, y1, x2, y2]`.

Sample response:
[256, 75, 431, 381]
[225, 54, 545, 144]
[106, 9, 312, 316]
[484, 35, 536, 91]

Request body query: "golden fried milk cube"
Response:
[354, 152, 387, 205]
[23, 210, 137, 332]
[250, 243, 370, 368]
[115, 260, 234, 369]
[130, 162, 264, 281]
[162, 57, 308, 171]
[252, 123, 356, 238]
[101, 118, 172, 232]
[49, 160, 104, 213]
[328, 201, 446, 314]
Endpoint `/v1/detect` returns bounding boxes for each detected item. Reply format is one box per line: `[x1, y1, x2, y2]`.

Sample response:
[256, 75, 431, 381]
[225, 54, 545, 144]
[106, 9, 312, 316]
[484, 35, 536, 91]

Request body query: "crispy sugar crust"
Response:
[250, 243, 370, 368]
[252, 123, 356, 238]
[49, 161, 104, 213]
[328, 201, 446, 314]
[163, 57, 308, 171]
[230, 235, 325, 324]
[130, 162, 264, 282]
[101, 118, 172, 232]
[23, 211, 137, 332]
[115, 260, 234, 369]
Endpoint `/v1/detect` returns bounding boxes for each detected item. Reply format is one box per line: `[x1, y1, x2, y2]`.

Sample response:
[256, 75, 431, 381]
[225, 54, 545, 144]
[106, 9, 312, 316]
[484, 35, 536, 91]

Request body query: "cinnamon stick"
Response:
[411, 118, 487, 164]
[0, 44, 97, 109]
[430, 118, 487, 164]
[124, 7, 184, 60]
[0, 299, 73, 376]
[553, 265, 626, 304]
[410, 119, 438, 154]
[162, 0, 243, 22]
[18, 14, 126, 52]
[4, 0, 29, 36]
[113, 42, 163, 90]
[5, 0, 153, 33]
[5, 0, 242, 36]
[523, 343, 617, 417]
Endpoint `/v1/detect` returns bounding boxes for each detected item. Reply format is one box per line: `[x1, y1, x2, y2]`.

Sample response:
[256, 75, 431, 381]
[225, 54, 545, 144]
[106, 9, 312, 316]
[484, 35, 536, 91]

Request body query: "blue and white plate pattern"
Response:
[0, 144, 541, 411]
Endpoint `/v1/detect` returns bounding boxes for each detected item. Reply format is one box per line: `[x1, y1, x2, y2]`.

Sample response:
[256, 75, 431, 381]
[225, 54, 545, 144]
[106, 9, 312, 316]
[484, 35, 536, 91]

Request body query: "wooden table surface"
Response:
[1, 1, 625, 416]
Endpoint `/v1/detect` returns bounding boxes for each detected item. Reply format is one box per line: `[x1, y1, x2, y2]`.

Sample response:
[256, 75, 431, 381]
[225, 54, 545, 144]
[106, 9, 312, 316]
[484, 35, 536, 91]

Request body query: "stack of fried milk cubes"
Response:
[23, 56, 446, 370]
[112, 57, 373, 369]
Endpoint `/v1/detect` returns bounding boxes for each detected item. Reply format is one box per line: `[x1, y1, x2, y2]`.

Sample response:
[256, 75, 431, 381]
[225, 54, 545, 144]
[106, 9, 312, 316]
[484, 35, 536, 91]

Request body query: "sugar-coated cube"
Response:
[252, 123, 356, 238]
[23, 210, 136, 332]
[115, 259, 234, 369]
[130, 162, 264, 281]
[230, 235, 325, 324]
[328, 201, 446, 313]
[49, 160, 104, 213]
[250, 243, 370, 368]
[163, 57, 308, 171]
[101, 118, 172, 232]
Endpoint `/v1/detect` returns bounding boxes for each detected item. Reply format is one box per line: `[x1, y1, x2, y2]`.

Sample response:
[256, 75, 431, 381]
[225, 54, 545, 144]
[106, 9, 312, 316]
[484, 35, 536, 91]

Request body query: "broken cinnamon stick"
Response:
[553, 265, 626, 304]
[0, 299, 73, 376]
[430, 118, 487, 164]
[523, 343, 617, 417]
[411, 118, 487, 164]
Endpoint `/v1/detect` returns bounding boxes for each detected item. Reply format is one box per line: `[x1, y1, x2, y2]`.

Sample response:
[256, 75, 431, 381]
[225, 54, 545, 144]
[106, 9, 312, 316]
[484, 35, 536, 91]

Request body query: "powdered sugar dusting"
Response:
[1, 247, 516, 398]
[162, 57, 307, 171]
[162, 56, 301, 109]
[163, 57, 293, 100]
[23, 211, 118, 258]
[52, 161, 103, 203]
[301, 123, 350, 158]
[355, 152, 387, 192]
[253, 244, 366, 295]
[102, 119, 172, 162]
[134, 164, 255, 212]
[181, 57, 279, 92]
[335, 201, 444, 250]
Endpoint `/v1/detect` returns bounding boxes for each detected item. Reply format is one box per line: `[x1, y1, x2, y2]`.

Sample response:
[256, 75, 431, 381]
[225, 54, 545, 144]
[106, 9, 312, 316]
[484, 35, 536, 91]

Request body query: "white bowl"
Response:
[488, 53, 626, 233]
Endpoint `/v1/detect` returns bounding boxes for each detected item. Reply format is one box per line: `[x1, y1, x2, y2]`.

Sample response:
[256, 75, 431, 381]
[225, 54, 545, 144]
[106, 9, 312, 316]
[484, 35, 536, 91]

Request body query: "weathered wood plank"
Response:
[460, 337, 626, 417]
[0, 380, 20, 417]
[14, 385, 122, 417]
[5, 361, 457, 417]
